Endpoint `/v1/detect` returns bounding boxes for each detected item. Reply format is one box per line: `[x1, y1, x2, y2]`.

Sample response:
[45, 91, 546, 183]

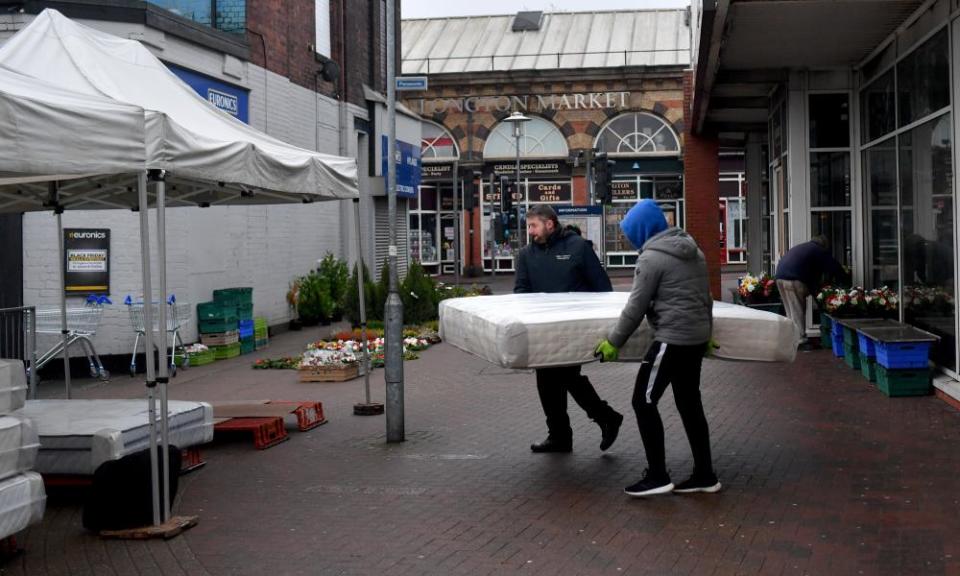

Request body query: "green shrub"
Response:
[344, 261, 377, 326]
[401, 262, 439, 325]
[297, 271, 334, 324]
[317, 253, 350, 319]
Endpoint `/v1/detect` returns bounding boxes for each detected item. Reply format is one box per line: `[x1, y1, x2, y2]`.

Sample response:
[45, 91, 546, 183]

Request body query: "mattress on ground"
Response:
[14, 400, 213, 476]
[439, 293, 797, 369]
[0, 416, 38, 483]
[0, 472, 45, 540]
[0, 360, 28, 414]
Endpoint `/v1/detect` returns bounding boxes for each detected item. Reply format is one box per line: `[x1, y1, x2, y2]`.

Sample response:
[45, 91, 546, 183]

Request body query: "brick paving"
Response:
[4, 320, 960, 575]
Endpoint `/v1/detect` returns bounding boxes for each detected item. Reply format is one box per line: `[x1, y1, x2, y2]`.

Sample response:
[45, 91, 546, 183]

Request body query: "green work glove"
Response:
[704, 339, 720, 358]
[594, 339, 619, 362]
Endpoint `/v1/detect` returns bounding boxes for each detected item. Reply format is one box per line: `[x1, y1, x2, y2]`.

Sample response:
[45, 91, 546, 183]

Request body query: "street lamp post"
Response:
[503, 112, 530, 251]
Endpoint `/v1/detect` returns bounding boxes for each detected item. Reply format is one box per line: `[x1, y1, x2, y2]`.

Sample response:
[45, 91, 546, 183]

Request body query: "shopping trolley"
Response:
[125, 295, 192, 377]
[34, 295, 111, 380]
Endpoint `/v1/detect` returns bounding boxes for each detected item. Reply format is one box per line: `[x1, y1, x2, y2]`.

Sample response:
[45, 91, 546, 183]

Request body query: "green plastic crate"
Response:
[212, 342, 241, 360]
[843, 342, 861, 370]
[237, 302, 254, 321]
[254, 317, 268, 330]
[213, 287, 252, 307]
[843, 326, 858, 346]
[200, 316, 239, 334]
[875, 365, 931, 397]
[859, 351, 877, 382]
[240, 337, 255, 355]
[176, 348, 216, 367]
[197, 301, 237, 321]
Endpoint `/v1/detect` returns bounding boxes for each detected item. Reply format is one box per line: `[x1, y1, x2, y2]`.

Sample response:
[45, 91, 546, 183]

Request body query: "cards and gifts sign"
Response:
[64, 229, 110, 294]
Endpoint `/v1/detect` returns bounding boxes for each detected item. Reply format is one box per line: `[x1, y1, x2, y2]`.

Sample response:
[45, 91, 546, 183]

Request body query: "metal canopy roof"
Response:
[692, 0, 924, 144]
[402, 9, 691, 75]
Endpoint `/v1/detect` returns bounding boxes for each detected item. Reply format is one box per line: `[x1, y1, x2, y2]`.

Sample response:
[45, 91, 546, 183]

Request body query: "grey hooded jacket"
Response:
[607, 228, 713, 348]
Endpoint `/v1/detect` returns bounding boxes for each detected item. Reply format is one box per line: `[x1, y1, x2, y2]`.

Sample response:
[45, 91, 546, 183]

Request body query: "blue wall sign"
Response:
[557, 205, 603, 216]
[381, 136, 421, 198]
[165, 63, 250, 124]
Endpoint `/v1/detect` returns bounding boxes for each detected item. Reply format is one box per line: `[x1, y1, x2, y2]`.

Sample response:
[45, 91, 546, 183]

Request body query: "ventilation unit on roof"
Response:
[512, 11, 543, 32]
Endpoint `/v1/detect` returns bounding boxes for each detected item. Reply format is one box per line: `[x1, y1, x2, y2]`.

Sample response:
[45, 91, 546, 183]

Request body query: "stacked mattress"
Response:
[439, 292, 798, 369]
[0, 359, 45, 540]
[15, 399, 214, 476]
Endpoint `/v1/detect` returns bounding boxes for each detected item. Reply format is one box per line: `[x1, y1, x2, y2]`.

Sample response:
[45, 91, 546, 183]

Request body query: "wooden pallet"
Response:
[213, 417, 288, 449]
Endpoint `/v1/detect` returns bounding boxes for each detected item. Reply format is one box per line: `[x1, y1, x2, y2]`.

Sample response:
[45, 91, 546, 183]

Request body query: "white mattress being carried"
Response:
[0, 472, 45, 540]
[14, 400, 213, 476]
[439, 293, 797, 369]
[0, 416, 38, 483]
[0, 360, 28, 414]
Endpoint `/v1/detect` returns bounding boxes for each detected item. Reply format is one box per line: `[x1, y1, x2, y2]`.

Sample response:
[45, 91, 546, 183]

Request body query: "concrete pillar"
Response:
[745, 132, 765, 274]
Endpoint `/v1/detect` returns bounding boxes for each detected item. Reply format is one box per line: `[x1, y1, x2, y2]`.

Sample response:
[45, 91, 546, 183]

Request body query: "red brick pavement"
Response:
[4, 326, 960, 576]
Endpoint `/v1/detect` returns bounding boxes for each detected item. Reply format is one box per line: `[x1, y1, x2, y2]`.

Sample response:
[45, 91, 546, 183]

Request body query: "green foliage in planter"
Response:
[401, 262, 439, 325]
[373, 261, 391, 322]
[297, 271, 335, 325]
[344, 261, 377, 326]
[317, 253, 350, 319]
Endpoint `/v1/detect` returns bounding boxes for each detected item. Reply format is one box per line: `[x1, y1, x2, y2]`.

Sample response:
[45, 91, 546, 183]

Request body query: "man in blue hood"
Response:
[595, 200, 719, 497]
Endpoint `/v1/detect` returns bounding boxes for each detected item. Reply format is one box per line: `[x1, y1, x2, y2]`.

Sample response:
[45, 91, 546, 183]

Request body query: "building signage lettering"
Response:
[483, 161, 570, 178]
[207, 88, 239, 116]
[611, 180, 639, 200]
[421, 163, 454, 182]
[414, 92, 631, 115]
[528, 182, 571, 204]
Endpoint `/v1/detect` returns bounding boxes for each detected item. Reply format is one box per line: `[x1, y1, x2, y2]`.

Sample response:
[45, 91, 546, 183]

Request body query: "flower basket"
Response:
[298, 363, 359, 382]
[737, 273, 780, 305]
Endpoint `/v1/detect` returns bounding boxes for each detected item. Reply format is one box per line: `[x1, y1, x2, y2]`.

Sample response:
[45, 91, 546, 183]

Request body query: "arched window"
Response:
[594, 112, 680, 156]
[483, 116, 569, 159]
[421, 121, 459, 161]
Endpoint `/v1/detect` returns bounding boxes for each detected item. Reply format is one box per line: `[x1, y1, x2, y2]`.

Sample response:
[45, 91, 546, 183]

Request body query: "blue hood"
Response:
[620, 199, 668, 250]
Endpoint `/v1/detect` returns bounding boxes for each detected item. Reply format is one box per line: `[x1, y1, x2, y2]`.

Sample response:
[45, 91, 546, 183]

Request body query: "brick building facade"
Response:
[0, 0, 397, 356]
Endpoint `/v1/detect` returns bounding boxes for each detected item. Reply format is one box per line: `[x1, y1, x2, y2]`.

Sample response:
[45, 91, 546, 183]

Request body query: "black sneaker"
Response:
[530, 436, 573, 453]
[599, 411, 623, 452]
[624, 470, 674, 497]
[673, 473, 722, 494]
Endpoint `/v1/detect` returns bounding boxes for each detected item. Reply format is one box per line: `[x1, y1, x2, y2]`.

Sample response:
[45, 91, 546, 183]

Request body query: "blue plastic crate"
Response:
[831, 334, 844, 357]
[875, 341, 931, 370]
[830, 320, 842, 337]
[239, 326, 254, 339]
[857, 332, 876, 358]
[238, 319, 254, 330]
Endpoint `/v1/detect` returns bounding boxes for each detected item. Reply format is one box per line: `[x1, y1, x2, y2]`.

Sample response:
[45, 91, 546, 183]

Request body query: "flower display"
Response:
[738, 273, 778, 303]
[903, 285, 955, 316]
[816, 286, 900, 318]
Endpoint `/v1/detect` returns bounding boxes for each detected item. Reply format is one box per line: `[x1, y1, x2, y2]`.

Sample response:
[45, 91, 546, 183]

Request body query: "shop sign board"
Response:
[64, 228, 110, 294]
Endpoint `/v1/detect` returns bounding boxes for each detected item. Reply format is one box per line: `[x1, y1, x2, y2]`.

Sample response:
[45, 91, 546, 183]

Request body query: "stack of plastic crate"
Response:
[214, 288, 255, 355]
[254, 317, 269, 350]
[198, 298, 239, 359]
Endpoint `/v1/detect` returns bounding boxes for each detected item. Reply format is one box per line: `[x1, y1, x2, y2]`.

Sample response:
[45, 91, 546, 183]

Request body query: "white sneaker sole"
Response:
[674, 482, 722, 494]
[624, 482, 675, 497]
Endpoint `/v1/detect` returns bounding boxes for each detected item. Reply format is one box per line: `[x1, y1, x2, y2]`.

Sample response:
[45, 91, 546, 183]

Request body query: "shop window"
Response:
[315, 0, 331, 57]
[809, 94, 849, 149]
[811, 212, 852, 269]
[421, 122, 460, 161]
[862, 142, 899, 290]
[897, 29, 950, 127]
[861, 71, 896, 144]
[899, 114, 955, 369]
[594, 112, 680, 155]
[483, 116, 568, 159]
[809, 152, 850, 207]
[148, 1, 246, 34]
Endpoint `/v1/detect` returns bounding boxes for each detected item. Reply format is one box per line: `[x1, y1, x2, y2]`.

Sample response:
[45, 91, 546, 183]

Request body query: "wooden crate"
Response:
[299, 363, 359, 382]
[200, 331, 239, 346]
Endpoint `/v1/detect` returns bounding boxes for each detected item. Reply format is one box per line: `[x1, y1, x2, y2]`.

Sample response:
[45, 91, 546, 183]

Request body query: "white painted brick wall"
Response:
[3, 14, 371, 357]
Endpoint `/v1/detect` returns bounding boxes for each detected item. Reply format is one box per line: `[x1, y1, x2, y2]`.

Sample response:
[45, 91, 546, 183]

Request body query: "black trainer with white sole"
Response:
[673, 474, 722, 494]
[624, 470, 674, 497]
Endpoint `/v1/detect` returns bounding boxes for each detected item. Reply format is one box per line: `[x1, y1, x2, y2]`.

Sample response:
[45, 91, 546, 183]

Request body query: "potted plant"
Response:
[297, 271, 335, 326]
[736, 273, 783, 314]
[286, 278, 303, 330]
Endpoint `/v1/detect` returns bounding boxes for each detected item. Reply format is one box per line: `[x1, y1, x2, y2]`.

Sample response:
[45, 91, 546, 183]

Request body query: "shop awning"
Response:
[0, 9, 358, 210]
[691, 0, 924, 144]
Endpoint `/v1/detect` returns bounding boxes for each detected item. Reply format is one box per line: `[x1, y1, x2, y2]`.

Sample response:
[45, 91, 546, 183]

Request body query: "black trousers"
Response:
[535, 365, 615, 441]
[632, 341, 714, 477]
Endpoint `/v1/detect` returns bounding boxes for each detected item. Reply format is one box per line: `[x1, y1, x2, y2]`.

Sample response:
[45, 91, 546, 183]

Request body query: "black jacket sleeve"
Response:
[582, 242, 612, 292]
[514, 250, 531, 293]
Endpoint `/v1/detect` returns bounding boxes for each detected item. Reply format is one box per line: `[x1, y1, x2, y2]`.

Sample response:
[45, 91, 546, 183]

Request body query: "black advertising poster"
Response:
[64, 228, 110, 294]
